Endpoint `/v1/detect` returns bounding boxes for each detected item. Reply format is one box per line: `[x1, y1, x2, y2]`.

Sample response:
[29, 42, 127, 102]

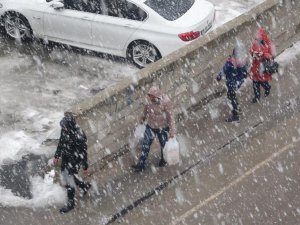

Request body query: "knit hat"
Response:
[232, 42, 247, 67]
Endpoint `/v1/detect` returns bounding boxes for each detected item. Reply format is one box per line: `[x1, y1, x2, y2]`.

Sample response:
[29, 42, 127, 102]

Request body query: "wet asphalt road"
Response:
[114, 113, 300, 225]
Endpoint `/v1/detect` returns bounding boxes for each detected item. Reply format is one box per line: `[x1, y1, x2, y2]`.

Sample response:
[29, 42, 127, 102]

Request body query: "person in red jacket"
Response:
[249, 28, 275, 103]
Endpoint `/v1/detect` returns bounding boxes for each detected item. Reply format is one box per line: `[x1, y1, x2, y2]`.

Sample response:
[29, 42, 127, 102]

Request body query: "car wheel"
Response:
[128, 41, 161, 68]
[4, 12, 32, 41]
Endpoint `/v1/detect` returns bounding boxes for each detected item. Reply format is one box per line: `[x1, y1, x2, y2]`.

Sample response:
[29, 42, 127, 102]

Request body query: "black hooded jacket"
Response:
[54, 116, 88, 174]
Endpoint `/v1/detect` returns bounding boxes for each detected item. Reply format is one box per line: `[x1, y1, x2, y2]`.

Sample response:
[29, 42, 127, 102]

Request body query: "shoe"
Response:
[264, 89, 271, 97]
[226, 115, 239, 122]
[232, 108, 242, 115]
[158, 159, 167, 167]
[131, 164, 145, 172]
[81, 183, 91, 197]
[59, 201, 74, 214]
[252, 98, 259, 103]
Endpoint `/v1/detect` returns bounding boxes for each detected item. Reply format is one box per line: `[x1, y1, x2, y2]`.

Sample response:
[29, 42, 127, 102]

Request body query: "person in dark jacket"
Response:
[216, 44, 248, 122]
[53, 112, 91, 213]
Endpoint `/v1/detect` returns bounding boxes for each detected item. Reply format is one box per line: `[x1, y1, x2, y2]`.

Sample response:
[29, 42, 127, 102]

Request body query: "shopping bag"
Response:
[129, 124, 146, 150]
[163, 138, 180, 165]
[263, 59, 279, 74]
[134, 124, 146, 140]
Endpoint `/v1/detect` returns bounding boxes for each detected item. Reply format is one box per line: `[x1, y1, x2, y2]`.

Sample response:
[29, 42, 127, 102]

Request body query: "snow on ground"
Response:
[276, 41, 300, 65]
[0, 171, 66, 208]
[210, 0, 265, 28]
[0, 49, 136, 162]
[0, 131, 41, 165]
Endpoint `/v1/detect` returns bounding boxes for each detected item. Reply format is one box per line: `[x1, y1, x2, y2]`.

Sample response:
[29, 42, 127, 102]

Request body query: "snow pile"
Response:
[276, 41, 300, 65]
[213, 0, 265, 29]
[0, 131, 42, 165]
[0, 173, 66, 208]
[20, 108, 57, 133]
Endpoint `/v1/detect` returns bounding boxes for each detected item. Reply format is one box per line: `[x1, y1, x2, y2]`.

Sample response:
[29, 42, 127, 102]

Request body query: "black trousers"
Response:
[227, 88, 239, 116]
[253, 81, 271, 99]
[62, 170, 90, 202]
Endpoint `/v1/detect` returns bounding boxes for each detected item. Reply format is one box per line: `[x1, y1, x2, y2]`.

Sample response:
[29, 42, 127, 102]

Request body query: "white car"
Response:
[0, 0, 215, 68]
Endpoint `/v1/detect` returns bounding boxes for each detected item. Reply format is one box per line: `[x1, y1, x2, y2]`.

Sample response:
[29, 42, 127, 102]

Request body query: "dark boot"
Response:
[74, 176, 92, 198]
[264, 87, 271, 97]
[59, 199, 75, 214]
[81, 183, 91, 197]
[60, 185, 75, 214]
[226, 114, 239, 122]
[158, 158, 167, 167]
[252, 97, 259, 103]
[131, 162, 145, 172]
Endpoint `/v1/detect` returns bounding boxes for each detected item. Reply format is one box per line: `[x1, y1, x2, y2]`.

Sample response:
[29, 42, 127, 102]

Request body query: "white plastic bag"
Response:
[163, 138, 180, 165]
[129, 124, 146, 150]
[134, 124, 146, 140]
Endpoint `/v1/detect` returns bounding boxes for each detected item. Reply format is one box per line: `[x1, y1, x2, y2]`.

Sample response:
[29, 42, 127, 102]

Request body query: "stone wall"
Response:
[69, 0, 300, 167]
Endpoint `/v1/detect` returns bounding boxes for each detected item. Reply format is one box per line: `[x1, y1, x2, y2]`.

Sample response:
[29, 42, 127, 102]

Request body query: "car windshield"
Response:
[144, 0, 195, 21]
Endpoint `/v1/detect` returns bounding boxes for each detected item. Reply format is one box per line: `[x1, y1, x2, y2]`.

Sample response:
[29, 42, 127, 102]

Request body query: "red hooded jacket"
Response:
[249, 28, 274, 82]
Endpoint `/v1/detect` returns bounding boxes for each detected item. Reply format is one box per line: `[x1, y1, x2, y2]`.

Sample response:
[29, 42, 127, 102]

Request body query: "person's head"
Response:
[255, 28, 269, 44]
[232, 42, 247, 66]
[147, 86, 162, 103]
[60, 112, 76, 131]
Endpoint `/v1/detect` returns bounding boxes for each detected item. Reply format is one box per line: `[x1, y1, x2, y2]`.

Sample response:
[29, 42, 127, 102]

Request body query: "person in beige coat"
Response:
[132, 86, 176, 172]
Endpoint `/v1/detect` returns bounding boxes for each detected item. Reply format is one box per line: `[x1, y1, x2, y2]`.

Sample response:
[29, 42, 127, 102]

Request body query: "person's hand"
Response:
[53, 158, 59, 166]
[83, 169, 89, 177]
[253, 51, 262, 58]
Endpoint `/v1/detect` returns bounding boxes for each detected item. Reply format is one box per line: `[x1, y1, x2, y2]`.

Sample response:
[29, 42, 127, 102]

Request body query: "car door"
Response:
[22, 0, 46, 37]
[91, 0, 147, 54]
[43, 0, 94, 45]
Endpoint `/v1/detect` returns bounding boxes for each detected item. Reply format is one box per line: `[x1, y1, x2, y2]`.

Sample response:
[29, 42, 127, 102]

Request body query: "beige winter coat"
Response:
[140, 87, 176, 136]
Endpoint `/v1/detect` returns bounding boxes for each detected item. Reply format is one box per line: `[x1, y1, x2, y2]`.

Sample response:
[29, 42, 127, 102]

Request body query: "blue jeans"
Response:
[138, 125, 169, 167]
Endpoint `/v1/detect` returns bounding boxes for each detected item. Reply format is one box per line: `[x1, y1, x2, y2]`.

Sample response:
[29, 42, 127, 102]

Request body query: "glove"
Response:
[53, 158, 59, 166]
[169, 134, 175, 139]
[83, 169, 89, 177]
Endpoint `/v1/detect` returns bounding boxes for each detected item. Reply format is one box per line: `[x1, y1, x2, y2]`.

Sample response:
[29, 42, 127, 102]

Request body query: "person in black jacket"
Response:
[53, 112, 91, 213]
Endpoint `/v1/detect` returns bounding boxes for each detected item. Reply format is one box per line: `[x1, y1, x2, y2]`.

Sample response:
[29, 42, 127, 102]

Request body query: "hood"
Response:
[256, 28, 271, 43]
[232, 42, 248, 67]
[148, 86, 162, 99]
[60, 113, 76, 131]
